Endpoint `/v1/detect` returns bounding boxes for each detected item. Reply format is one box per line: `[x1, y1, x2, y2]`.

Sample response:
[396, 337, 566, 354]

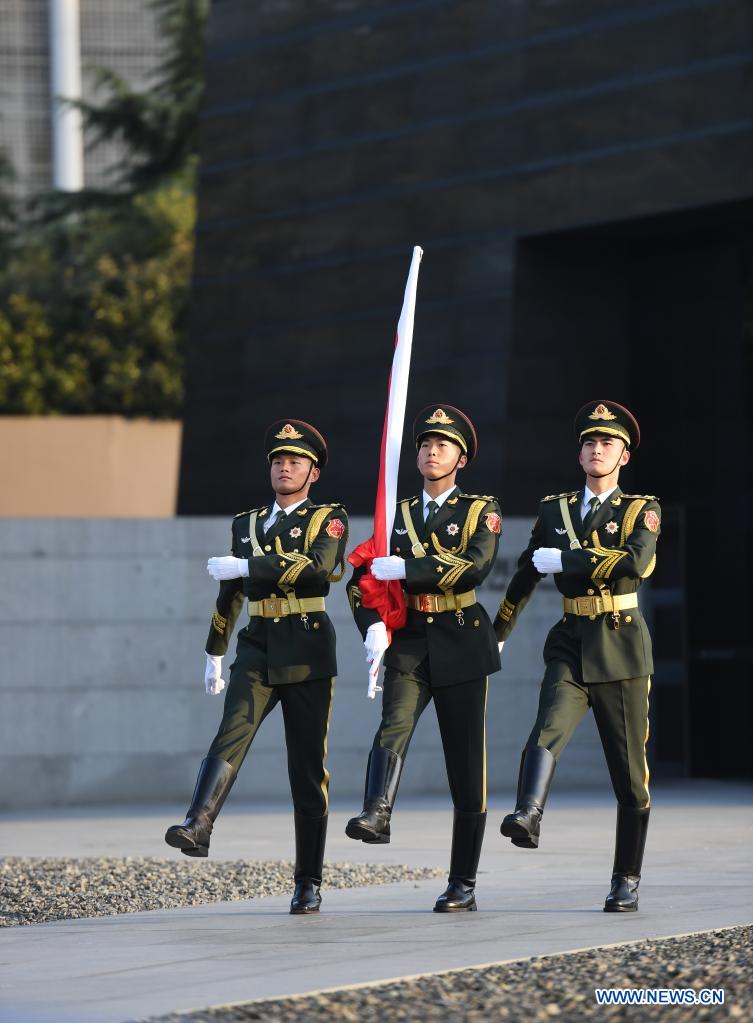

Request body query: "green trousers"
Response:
[375, 659, 488, 812]
[207, 668, 334, 818]
[528, 659, 651, 808]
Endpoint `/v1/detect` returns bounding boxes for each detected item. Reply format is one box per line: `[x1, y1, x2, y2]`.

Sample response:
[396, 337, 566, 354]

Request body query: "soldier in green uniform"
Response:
[345, 405, 502, 912]
[495, 401, 660, 912]
[165, 420, 348, 915]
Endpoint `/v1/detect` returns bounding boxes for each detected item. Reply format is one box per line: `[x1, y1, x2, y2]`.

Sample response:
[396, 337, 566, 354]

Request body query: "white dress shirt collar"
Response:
[422, 485, 457, 514]
[265, 497, 307, 530]
[582, 484, 618, 514]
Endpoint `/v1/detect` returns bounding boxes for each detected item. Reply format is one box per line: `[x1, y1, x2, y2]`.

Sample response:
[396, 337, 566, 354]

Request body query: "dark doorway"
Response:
[506, 199, 753, 779]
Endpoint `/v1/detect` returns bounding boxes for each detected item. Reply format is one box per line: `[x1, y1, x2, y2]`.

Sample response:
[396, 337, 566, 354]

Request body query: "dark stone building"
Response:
[180, 0, 753, 778]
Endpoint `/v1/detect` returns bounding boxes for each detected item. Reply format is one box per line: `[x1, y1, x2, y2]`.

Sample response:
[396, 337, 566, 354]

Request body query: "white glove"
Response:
[364, 622, 389, 700]
[371, 556, 406, 581]
[204, 653, 225, 695]
[365, 621, 389, 664]
[532, 548, 563, 574]
[498, 641, 505, 655]
[207, 556, 249, 581]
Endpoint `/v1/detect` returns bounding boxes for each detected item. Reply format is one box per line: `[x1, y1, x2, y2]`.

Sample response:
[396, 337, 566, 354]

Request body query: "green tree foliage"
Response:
[0, 0, 208, 418]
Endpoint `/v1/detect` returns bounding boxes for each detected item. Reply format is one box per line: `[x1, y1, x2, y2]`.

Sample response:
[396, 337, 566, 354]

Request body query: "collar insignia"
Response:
[589, 403, 617, 421]
[425, 408, 454, 425]
[275, 423, 304, 439]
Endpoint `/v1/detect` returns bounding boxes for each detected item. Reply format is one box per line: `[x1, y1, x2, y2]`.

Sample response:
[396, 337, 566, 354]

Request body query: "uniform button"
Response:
[582, 540, 589, 548]
[313, 622, 320, 630]
[625, 615, 632, 623]
[273, 617, 280, 623]
[265, 544, 272, 552]
[562, 615, 567, 623]
[587, 588, 595, 596]
[395, 547, 401, 553]
[589, 614, 596, 621]
[423, 542, 429, 549]
[473, 619, 480, 627]
[426, 616, 434, 623]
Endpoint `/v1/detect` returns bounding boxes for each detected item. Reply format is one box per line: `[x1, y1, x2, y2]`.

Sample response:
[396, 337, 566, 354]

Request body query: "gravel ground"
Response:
[0, 858, 444, 927]
[145, 925, 751, 1023]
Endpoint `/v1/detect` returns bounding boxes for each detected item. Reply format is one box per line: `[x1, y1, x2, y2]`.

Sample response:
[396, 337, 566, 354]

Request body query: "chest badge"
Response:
[395, 528, 408, 535]
[289, 526, 302, 539]
[446, 523, 460, 536]
[605, 522, 618, 534]
[555, 527, 567, 535]
[241, 536, 251, 544]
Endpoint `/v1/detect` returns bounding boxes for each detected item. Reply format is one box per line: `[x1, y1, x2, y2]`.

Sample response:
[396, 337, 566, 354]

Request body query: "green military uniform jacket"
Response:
[494, 486, 660, 684]
[347, 488, 502, 686]
[206, 498, 349, 685]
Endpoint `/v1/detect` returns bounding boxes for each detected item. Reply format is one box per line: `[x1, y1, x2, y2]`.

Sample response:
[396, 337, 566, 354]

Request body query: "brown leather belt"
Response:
[562, 593, 638, 617]
[249, 596, 325, 618]
[405, 589, 477, 614]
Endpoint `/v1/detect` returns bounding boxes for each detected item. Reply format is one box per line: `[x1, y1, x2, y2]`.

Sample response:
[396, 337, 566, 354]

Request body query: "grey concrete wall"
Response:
[0, 517, 611, 809]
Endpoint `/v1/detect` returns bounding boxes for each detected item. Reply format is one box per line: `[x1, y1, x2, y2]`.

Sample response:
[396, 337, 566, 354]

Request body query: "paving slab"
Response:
[1, 783, 751, 1023]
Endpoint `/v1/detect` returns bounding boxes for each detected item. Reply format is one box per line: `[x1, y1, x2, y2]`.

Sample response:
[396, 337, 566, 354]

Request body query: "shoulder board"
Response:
[399, 495, 421, 505]
[458, 493, 496, 502]
[621, 494, 658, 501]
[233, 507, 264, 519]
[308, 502, 346, 511]
[541, 491, 578, 503]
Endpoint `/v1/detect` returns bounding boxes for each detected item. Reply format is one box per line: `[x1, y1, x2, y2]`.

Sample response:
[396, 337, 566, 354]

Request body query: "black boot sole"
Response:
[290, 903, 321, 915]
[604, 902, 638, 913]
[164, 828, 209, 857]
[501, 818, 539, 848]
[345, 820, 390, 844]
[433, 902, 477, 912]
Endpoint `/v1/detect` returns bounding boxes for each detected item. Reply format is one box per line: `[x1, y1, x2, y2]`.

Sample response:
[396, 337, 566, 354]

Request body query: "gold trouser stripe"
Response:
[405, 589, 477, 613]
[562, 592, 638, 615]
[320, 677, 335, 811]
[643, 676, 651, 808]
[482, 676, 488, 813]
[248, 596, 326, 617]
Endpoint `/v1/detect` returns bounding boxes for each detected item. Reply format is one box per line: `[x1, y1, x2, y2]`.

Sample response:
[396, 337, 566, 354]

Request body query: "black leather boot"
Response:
[604, 806, 650, 912]
[290, 812, 328, 914]
[434, 810, 487, 912]
[500, 745, 556, 849]
[164, 757, 236, 857]
[345, 747, 402, 844]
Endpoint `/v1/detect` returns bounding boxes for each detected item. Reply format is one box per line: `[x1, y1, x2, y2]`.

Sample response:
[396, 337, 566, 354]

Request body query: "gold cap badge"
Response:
[275, 423, 304, 439]
[425, 408, 454, 425]
[589, 403, 617, 421]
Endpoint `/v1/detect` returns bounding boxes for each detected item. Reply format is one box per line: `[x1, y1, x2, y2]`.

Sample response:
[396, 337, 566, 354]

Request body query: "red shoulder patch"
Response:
[644, 509, 660, 533]
[485, 512, 501, 534]
[326, 518, 345, 539]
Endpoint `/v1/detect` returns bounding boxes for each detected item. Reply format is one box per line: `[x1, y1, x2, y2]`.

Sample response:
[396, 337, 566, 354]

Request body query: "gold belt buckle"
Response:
[575, 596, 595, 616]
[417, 594, 438, 613]
[263, 597, 283, 618]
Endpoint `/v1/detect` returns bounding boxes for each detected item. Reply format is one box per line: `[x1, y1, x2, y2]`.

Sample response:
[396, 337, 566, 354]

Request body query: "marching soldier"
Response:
[165, 420, 348, 915]
[495, 401, 659, 912]
[345, 405, 502, 912]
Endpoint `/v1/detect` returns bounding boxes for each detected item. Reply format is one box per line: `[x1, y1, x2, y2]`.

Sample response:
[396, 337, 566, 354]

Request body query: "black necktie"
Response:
[424, 499, 439, 534]
[582, 495, 600, 532]
[265, 509, 284, 534]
